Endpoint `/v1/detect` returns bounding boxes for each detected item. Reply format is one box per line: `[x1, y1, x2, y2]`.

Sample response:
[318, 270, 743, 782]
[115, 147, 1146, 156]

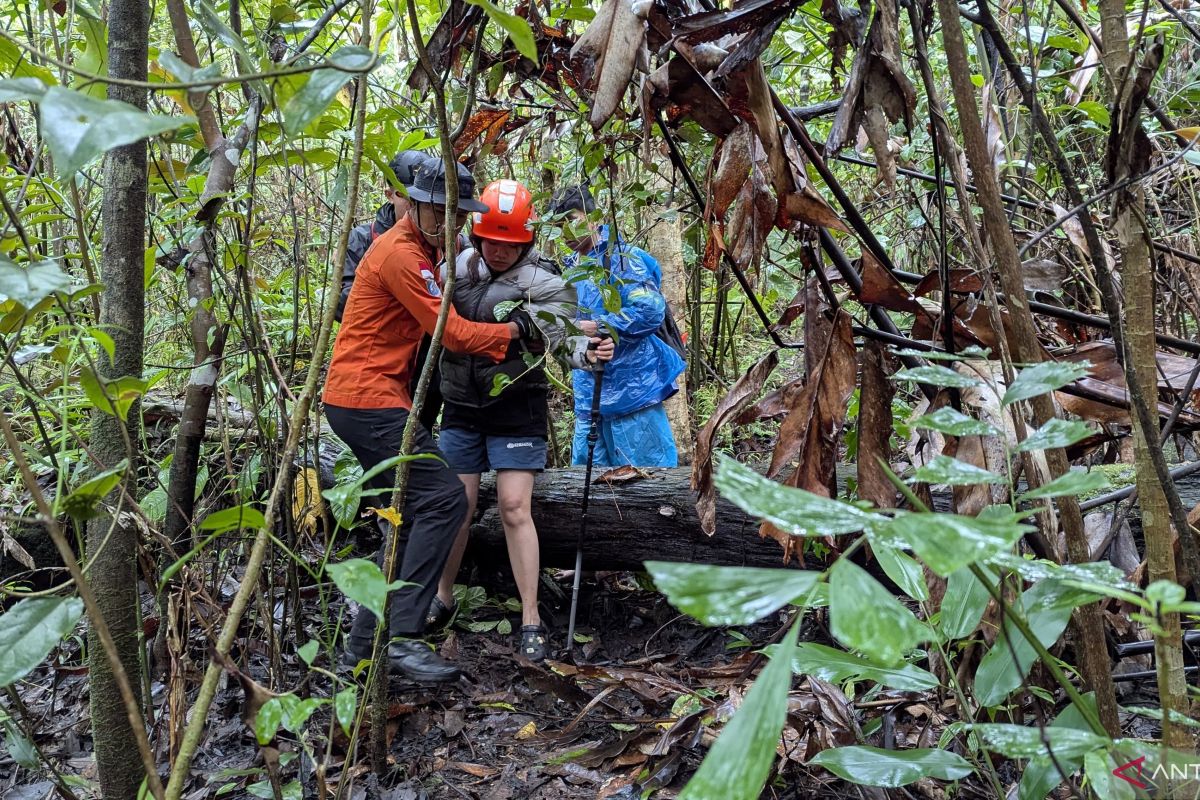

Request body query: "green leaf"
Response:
[0, 77, 48, 103]
[1018, 468, 1109, 501]
[325, 558, 412, 620]
[810, 746, 973, 788]
[79, 370, 149, 420]
[1084, 749, 1136, 800]
[493, 299, 521, 322]
[883, 510, 1031, 577]
[255, 697, 283, 744]
[1145, 579, 1185, 607]
[193, 0, 254, 67]
[75, 16, 108, 99]
[277, 693, 323, 732]
[0, 597, 85, 686]
[39, 86, 192, 177]
[1018, 694, 1096, 800]
[909, 455, 1004, 486]
[893, 345, 991, 362]
[646, 562, 823, 626]
[56, 460, 128, 520]
[297, 640, 318, 665]
[892, 365, 980, 389]
[968, 723, 1108, 761]
[829, 558, 926, 665]
[3, 719, 39, 770]
[0, 257, 71, 309]
[787, 642, 939, 691]
[335, 686, 356, 734]
[283, 46, 373, 137]
[938, 566, 994, 639]
[0, 39, 57, 84]
[714, 455, 886, 537]
[1014, 418, 1093, 452]
[974, 577, 1087, 707]
[678, 623, 798, 800]
[870, 540, 928, 601]
[1003, 361, 1092, 406]
[912, 406, 1000, 437]
[465, 0, 539, 64]
[198, 504, 266, 533]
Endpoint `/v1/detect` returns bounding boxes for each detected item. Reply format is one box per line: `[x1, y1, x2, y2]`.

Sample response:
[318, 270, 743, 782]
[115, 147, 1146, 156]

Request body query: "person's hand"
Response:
[576, 319, 599, 336]
[586, 336, 615, 363]
[509, 308, 541, 344]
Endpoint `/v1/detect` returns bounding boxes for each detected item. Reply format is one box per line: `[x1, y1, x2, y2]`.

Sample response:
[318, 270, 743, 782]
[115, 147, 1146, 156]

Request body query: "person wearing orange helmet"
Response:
[429, 179, 614, 661]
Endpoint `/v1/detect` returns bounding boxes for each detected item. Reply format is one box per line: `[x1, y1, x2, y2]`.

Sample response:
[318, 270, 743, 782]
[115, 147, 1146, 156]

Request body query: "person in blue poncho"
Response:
[546, 184, 686, 468]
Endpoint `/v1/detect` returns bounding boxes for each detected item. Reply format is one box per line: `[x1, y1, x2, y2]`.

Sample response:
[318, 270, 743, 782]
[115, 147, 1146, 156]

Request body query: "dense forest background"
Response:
[0, 0, 1199, 797]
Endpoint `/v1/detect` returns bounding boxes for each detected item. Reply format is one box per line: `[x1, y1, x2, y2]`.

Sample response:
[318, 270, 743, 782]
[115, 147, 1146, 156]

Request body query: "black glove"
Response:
[509, 308, 541, 344]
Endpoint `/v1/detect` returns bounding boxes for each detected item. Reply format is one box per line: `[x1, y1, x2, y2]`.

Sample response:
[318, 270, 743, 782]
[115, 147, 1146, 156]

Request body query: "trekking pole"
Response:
[567, 327, 609, 651]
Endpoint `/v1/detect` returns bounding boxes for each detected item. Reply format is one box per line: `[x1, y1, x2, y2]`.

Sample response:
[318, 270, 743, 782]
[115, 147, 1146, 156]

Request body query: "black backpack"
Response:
[656, 306, 687, 358]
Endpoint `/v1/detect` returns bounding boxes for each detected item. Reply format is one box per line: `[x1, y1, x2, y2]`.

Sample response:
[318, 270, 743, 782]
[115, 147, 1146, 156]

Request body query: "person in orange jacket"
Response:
[324, 160, 543, 683]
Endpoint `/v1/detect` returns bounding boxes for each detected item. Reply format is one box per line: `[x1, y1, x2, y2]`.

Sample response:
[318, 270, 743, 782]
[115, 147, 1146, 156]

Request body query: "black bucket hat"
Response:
[408, 160, 489, 213]
[389, 150, 430, 188]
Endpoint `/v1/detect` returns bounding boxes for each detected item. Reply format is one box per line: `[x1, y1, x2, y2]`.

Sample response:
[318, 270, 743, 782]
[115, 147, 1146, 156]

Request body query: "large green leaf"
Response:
[912, 406, 1000, 437]
[829, 559, 926, 665]
[325, 558, 412, 620]
[199, 504, 266, 532]
[810, 746, 973, 788]
[678, 622, 798, 800]
[788, 642, 938, 691]
[714, 455, 886, 537]
[968, 723, 1108, 761]
[908, 455, 1004, 487]
[0, 77, 48, 103]
[283, 46, 373, 137]
[883, 510, 1031, 577]
[1018, 468, 1109, 502]
[75, 16, 108, 98]
[892, 365, 980, 389]
[39, 86, 192, 176]
[0, 597, 85, 686]
[646, 562, 822, 626]
[0, 257, 71, 310]
[79, 369, 149, 421]
[0, 39, 56, 84]
[1018, 694, 1096, 800]
[192, 0, 254, 68]
[1014, 418, 1093, 453]
[938, 566, 994, 640]
[974, 577, 1092, 707]
[1083, 749, 1136, 800]
[321, 454, 404, 529]
[56, 460, 128, 520]
[870, 540, 928, 601]
[465, 0, 539, 63]
[1002, 361, 1091, 406]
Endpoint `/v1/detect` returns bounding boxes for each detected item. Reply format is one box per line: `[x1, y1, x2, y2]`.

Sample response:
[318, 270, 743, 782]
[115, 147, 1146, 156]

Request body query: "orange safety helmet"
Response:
[472, 179, 535, 243]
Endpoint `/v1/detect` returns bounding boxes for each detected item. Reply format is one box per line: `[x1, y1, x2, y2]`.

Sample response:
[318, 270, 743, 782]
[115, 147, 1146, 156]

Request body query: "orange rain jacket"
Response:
[323, 214, 512, 410]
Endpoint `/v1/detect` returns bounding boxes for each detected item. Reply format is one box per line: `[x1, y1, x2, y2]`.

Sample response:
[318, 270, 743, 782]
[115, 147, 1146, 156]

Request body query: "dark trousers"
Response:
[324, 404, 467, 648]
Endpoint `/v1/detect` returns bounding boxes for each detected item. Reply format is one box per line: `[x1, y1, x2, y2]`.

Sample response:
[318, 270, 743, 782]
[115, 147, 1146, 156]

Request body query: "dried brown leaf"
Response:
[571, 0, 647, 129]
[857, 340, 897, 509]
[692, 350, 780, 535]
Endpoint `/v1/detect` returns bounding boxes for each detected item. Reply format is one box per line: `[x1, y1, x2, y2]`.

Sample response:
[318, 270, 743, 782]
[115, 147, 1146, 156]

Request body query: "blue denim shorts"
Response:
[437, 427, 548, 474]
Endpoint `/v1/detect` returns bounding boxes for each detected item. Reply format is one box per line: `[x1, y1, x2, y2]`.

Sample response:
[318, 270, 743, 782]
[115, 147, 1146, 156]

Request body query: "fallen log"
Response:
[466, 467, 814, 571]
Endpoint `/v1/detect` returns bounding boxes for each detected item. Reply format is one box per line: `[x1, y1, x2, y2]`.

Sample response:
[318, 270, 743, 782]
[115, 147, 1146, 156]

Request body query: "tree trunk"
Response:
[1098, 0, 1192, 743]
[642, 204, 693, 464]
[936, 0, 1119, 734]
[88, 0, 150, 794]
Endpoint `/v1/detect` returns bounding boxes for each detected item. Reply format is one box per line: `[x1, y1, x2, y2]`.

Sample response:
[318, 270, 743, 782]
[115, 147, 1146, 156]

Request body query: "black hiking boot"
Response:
[339, 639, 461, 683]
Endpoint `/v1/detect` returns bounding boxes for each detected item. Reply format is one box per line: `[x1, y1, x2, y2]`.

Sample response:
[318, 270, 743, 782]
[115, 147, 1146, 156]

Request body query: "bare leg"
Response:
[496, 470, 540, 627]
[434, 472, 480, 609]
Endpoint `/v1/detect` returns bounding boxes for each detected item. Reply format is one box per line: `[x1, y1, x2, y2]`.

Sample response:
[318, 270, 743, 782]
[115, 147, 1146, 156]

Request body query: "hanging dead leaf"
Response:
[765, 308, 856, 484]
[772, 288, 806, 332]
[780, 186, 849, 231]
[824, 0, 915, 190]
[711, 124, 756, 220]
[1066, 42, 1101, 105]
[858, 251, 922, 312]
[692, 350, 780, 535]
[857, 340, 897, 509]
[292, 466, 324, 536]
[408, 0, 484, 94]
[571, 0, 647, 129]
[725, 165, 776, 272]
[453, 108, 510, 156]
[734, 376, 806, 424]
[910, 268, 985, 297]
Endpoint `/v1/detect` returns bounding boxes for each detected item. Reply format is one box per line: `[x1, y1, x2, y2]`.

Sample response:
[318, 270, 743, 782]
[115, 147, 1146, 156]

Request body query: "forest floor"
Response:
[2, 557, 1161, 800]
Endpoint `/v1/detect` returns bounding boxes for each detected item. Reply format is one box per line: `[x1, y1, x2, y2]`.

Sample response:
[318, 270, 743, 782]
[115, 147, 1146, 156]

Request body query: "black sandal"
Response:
[519, 625, 548, 662]
[425, 595, 457, 630]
